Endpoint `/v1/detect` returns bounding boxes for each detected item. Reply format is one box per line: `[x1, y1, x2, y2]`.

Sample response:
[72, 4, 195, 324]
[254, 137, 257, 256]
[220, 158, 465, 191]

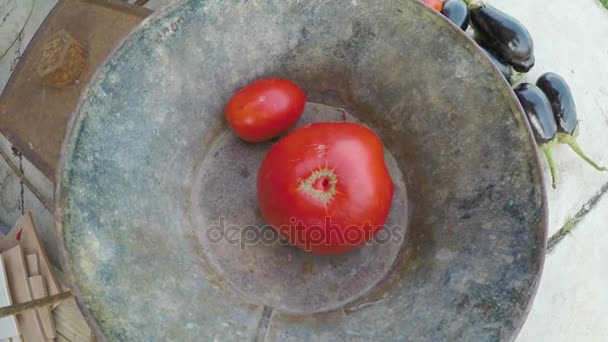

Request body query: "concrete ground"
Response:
[0, 0, 607, 340]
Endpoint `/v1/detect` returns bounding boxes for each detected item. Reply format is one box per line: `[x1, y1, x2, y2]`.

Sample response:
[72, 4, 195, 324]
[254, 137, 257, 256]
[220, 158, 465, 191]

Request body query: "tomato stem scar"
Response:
[298, 168, 338, 204]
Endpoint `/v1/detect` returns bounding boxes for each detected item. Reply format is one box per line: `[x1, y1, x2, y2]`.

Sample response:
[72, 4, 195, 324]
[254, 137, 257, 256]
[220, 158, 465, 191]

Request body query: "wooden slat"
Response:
[25, 254, 39, 277]
[0, 291, 72, 318]
[0, 213, 61, 308]
[29, 275, 56, 338]
[0, 254, 20, 340]
[53, 298, 92, 342]
[1, 246, 45, 341]
[2, 217, 94, 341]
[51, 266, 94, 341]
[56, 332, 71, 342]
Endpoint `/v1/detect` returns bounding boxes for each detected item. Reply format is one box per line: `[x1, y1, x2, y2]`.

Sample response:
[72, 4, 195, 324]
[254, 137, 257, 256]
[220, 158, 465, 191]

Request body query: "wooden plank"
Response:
[1, 246, 45, 341]
[51, 264, 70, 291]
[53, 298, 93, 341]
[25, 254, 39, 277]
[0, 291, 72, 318]
[0, 213, 61, 305]
[1, 216, 92, 341]
[29, 275, 56, 339]
[0, 255, 20, 340]
[52, 265, 94, 341]
[56, 332, 71, 342]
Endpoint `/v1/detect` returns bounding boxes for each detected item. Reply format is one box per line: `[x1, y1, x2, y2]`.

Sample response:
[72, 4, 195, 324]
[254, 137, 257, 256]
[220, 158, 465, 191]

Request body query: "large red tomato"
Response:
[257, 122, 394, 255]
[225, 78, 306, 142]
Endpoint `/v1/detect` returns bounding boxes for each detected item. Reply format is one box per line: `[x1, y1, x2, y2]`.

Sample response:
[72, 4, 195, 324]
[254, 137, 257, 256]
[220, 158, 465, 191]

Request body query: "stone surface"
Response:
[517, 194, 608, 341]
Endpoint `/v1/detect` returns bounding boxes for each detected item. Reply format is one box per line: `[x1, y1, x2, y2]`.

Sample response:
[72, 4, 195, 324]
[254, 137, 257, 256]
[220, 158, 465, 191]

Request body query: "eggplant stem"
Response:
[572, 125, 580, 138]
[541, 145, 558, 189]
[558, 133, 608, 172]
[462, 0, 484, 9]
[511, 71, 524, 85]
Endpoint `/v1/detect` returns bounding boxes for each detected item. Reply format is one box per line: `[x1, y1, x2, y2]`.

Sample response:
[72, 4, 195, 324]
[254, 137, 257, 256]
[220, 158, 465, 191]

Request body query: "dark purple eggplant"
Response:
[441, 0, 470, 30]
[480, 47, 513, 83]
[536, 72, 577, 134]
[514, 83, 557, 144]
[515, 55, 535, 73]
[537, 72, 607, 172]
[514, 83, 558, 188]
[468, 2, 535, 72]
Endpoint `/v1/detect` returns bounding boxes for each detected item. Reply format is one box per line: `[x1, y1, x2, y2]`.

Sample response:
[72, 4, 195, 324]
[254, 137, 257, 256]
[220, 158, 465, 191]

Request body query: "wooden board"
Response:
[2, 220, 94, 341]
[56, 334, 71, 342]
[30, 275, 56, 339]
[0, 254, 20, 340]
[0, 212, 61, 302]
[52, 298, 93, 341]
[1, 245, 45, 341]
[26, 254, 39, 276]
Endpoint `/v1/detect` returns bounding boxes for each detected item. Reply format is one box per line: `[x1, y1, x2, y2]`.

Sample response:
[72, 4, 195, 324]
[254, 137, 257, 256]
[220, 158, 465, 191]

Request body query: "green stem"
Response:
[541, 144, 558, 189]
[462, 0, 484, 9]
[510, 71, 525, 85]
[557, 133, 608, 171]
[572, 124, 580, 138]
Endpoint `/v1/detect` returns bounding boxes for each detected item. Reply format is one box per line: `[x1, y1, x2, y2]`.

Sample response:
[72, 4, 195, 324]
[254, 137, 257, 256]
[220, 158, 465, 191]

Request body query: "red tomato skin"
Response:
[225, 78, 306, 142]
[257, 122, 394, 255]
[422, 0, 443, 11]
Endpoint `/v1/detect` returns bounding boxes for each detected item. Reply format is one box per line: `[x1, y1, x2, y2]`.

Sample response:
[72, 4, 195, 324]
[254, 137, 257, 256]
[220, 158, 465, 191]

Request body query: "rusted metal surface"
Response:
[55, 0, 547, 341]
[36, 29, 88, 88]
[0, 0, 150, 180]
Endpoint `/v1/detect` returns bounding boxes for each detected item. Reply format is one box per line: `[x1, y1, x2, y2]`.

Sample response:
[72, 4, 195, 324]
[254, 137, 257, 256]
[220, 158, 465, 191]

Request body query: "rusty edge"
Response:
[0, 0, 153, 181]
[0, 0, 65, 180]
[85, 0, 153, 18]
[53, 0, 549, 340]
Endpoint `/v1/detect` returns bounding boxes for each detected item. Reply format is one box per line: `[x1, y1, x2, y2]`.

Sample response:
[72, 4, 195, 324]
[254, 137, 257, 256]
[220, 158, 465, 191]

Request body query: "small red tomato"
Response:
[422, 0, 443, 11]
[225, 78, 306, 142]
[257, 122, 394, 255]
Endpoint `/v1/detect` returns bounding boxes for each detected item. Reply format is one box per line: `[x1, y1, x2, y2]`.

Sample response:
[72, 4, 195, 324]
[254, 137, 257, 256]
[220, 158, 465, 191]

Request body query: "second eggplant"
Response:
[536, 72, 578, 134]
[469, 2, 535, 72]
[514, 83, 557, 144]
[514, 83, 559, 188]
[536, 72, 607, 172]
[480, 47, 513, 84]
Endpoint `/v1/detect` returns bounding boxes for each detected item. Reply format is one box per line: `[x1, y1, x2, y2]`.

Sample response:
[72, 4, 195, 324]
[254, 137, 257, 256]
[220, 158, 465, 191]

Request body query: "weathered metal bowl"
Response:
[55, 0, 547, 340]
